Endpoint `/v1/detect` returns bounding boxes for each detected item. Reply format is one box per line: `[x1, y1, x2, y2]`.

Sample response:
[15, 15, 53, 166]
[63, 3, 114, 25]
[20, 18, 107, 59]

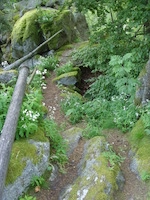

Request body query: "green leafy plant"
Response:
[103, 146, 125, 170]
[60, 94, 84, 124]
[82, 123, 103, 139]
[43, 119, 68, 171]
[0, 66, 48, 139]
[141, 171, 150, 181]
[30, 176, 45, 187]
[110, 94, 139, 132]
[109, 53, 139, 97]
[16, 89, 44, 139]
[38, 55, 59, 71]
[0, 83, 14, 131]
[19, 195, 36, 200]
[55, 61, 74, 76]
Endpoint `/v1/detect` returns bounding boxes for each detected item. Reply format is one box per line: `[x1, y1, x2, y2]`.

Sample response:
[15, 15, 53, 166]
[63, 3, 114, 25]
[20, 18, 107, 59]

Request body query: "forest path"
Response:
[33, 44, 149, 200]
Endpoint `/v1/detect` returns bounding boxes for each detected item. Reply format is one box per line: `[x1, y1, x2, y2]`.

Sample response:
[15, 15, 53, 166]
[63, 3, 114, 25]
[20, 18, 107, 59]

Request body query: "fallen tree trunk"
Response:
[0, 66, 29, 199]
[4, 29, 63, 71]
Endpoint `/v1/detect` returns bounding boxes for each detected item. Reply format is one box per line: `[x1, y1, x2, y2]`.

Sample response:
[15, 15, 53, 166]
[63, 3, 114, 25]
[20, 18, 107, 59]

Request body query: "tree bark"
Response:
[0, 66, 29, 199]
[4, 29, 63, 71]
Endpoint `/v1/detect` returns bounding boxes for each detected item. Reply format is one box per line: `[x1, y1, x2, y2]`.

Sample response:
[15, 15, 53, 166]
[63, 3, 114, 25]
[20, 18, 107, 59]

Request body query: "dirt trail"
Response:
[34, 46, 149, 200]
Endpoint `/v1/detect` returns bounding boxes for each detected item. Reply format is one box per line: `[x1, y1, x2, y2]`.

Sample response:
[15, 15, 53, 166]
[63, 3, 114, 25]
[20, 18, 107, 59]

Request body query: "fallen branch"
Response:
[27, 66, 37, 85]
[4, 29, 63, 71]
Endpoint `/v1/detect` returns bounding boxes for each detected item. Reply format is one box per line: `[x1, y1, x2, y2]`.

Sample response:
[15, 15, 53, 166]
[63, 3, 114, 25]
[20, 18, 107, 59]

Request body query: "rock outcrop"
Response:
[129, 119, 150, 180]
[0, 69, 17, 83]
[11, 8, 77, 59]
[2, 133, 50, 200]
[135, 59, 150, 105]
[59, 133, 125, 200]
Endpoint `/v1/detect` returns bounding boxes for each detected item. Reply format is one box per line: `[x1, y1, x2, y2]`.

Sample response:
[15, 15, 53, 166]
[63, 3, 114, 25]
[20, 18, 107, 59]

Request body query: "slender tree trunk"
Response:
[0, 66, 29, 199]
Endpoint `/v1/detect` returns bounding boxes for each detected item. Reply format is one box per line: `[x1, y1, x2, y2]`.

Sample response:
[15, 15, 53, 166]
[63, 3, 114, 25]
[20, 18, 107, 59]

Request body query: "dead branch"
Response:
[4, 29, 63, 71]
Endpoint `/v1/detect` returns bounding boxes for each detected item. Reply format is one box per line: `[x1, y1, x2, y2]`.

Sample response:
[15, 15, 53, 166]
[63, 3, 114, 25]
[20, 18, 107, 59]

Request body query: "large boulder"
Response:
[60, 136, 124, 200]
[2, 132, 50, 200]
[53, 67, 81, 87]
[11, 8, 77, 59]
[0, 69, 17, 83]
[11, 9, 46, 59]
[73, 12, 89, 41]
[129, 119, 150, 180]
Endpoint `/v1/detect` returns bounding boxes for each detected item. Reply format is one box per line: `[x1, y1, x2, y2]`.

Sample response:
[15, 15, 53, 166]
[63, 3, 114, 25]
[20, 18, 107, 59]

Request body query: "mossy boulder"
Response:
[0, 69, 17, 83]
[39, 9, 77, 50]
[11, 9, 47, 59]
[73, 12, 89, 41]
[60, 136, 124, 200]
[2, 130, 49, 200]
[62, 127, 82, 156]
[53, 71, 79, 86]
[129, 119, 150, 181]
[11, 8, 77, 59]
[53, 67, 81, 87]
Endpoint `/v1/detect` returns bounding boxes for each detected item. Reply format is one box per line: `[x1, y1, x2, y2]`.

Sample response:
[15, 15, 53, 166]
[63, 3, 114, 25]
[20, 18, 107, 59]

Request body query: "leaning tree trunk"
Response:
[4, 29, 63, 71]
[0, 66, 29, 199]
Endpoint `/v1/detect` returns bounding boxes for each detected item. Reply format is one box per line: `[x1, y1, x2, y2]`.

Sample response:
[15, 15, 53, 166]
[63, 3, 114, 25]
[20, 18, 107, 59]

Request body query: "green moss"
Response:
[12, 9, 40, 42]
[129, 119, 146, 149]
[67, 154, 118, 199]
[28, 127, 48, 142]
[129, 119, 145, 148]
[59, 85, 83, 99]
[6, 140, 39, 185]
[129, 119, 150, 180]
[0, 70, 17, 75]
[53, 71, 78, 82]
[5, 126, 49, 185]
[40, 9, 77, 49]
[67, 136, 119, 199]
[139, 66, 147, 78]
[136, 137, 150, 173]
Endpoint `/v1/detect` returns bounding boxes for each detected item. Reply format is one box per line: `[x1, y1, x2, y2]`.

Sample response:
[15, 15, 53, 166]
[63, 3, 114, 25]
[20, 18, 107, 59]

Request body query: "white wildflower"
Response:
[1, 61, 8, 68]
[36, 70, 41, 75]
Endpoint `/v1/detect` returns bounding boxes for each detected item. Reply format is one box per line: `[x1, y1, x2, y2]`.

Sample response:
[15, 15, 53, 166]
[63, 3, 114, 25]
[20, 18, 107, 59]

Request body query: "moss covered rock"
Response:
[129, 119, 150, 181]
[11, 9, 46, 59]
[11, 8, 77, 59]
[2, 130, 49, 200]
[0, 69, 17, 83]
[62, 127, 82, 156]
[53, 71, 79, 86]
[60, 136, 124, 200]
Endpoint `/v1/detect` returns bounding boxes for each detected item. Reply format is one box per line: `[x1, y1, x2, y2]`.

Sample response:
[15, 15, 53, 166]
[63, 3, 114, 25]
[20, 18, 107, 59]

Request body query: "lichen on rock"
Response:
[60, 136, 123, 200]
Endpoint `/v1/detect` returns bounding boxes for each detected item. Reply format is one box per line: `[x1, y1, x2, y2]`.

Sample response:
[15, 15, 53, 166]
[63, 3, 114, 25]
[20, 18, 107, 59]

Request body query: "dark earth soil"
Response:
[32, 45, 149, 200]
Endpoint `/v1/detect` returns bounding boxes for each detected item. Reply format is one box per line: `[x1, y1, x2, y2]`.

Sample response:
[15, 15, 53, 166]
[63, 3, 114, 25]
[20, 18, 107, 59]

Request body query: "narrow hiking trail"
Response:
[33, 45, 149, 200]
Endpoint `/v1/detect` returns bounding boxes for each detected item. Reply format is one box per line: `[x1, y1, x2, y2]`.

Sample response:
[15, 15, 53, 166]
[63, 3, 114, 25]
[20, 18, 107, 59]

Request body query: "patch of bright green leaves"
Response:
[55, 61, 74, 76]
[30, 175, 45, 187]
[19, 195, 36, 200]
[102, 146, 125, 170]
[0, 55, 59, 139]
[43, 119, 68, 172]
